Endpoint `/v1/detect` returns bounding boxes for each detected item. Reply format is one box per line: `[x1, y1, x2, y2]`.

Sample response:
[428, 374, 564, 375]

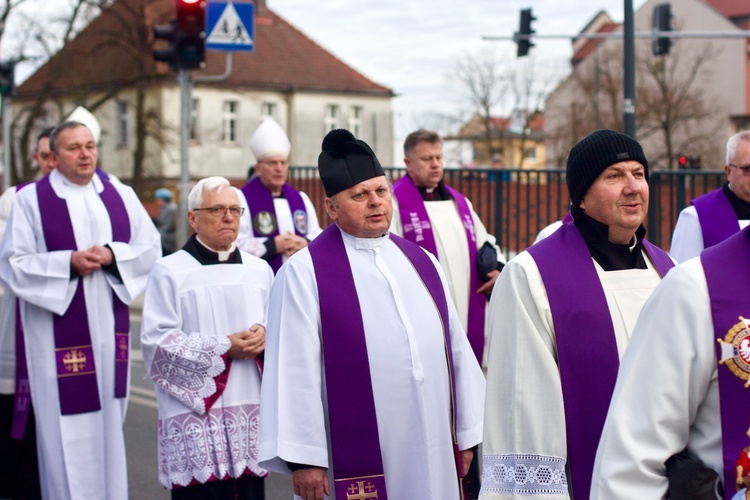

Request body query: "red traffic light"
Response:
[678, 156, 687, 166]
[180, 0, 201, 4]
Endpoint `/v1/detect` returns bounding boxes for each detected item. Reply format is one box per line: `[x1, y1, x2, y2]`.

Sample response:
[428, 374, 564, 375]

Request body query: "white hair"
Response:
[187, 176, 238, 210]
[726, 131, 750, 165]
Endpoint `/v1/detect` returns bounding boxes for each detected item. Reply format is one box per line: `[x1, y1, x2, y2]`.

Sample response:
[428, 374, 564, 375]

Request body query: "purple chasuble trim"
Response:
[241, 177, 307, 273]
[393, 175, 486, 362]
[693, 188, 739, 249]
[35, 174, 131, 416]
[526, 223, 673, 500]
[10, 181, 35, 439]
[701, 227, 750, 500]
[309, 226, 463, 499]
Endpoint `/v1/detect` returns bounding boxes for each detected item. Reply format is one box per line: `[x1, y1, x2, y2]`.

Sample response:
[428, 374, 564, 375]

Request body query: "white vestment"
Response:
[140, 245, 274, 488]
[236, 189, 322, 258]
[0, 169, 161, 500]
[669, 204, 749, 263]
[390, 196, 503, 364]
[480, 250, 663, 499]
[590, 257, 723, 499]
[532, 220, 563, 245]
[258, 227, 486, 499]
[0, 185, 18, 393]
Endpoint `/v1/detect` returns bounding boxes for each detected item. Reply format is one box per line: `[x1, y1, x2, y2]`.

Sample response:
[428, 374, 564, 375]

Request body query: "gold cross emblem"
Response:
[346, 481, 378, 500]
[63, 349, 87, 373]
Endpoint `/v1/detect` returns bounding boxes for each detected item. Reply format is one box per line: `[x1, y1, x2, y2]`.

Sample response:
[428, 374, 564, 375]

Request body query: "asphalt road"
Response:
[125, 316, 293, 499]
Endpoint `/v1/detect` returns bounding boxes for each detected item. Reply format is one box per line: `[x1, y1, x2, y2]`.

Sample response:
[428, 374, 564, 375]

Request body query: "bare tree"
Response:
[637, 43, 722, 170]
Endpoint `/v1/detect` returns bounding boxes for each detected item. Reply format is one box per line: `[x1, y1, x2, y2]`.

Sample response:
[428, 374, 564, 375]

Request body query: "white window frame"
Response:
[222, 100, 239, 143]
[324, 104, 339, 132]
[349, 106, 363, 138]
[261, 101, 277, 119]
[115, 99, 130, 147]
[525, 145, 537, 160]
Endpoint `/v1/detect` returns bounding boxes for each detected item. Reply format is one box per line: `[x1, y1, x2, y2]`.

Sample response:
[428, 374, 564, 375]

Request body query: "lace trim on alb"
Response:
[158, 403, 267, 488]
[150, 331, 230, 414]
[480, 454, 568, 495]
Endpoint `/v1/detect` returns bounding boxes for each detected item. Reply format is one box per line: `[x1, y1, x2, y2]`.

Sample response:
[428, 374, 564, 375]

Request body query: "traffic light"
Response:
[175, 0, 206, 70]
[678, 154, 701, 169]
[652, 3, 672, 56]
[153, 19, 178, 71]
[515, 8, 536, 58]
[152, 0, 206, 71]
[0, 62, 15, 98]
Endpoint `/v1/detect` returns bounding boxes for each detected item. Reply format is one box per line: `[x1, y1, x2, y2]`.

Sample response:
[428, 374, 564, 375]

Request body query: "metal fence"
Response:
[284, 166, 726, 259]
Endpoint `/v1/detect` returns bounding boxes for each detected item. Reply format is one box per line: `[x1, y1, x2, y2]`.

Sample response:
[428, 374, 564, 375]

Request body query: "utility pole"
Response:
[623, 0, 636, 138]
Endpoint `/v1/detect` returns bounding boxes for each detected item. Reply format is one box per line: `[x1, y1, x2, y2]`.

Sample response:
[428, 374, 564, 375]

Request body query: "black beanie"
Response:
[566, 130, 649, 206]
[318, 129, 385, 197]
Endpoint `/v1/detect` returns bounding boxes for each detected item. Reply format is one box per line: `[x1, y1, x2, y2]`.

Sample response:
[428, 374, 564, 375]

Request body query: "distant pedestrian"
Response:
[153, 187, 177, 255]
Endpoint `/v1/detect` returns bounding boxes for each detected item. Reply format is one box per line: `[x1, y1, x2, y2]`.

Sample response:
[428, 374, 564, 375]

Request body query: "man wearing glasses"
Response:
[670, 131, 750, 262]
[237, 117, 322, 273]
[141, 176, 274, 499]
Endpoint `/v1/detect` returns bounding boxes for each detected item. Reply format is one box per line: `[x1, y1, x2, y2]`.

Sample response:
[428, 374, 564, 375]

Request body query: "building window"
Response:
[525, 146, 537, 160]
[190, 98, 200, 141]
[261, 102, 276, 119]
[349, 106, 362, 138]
[222, 100, 239, 143]
[324, 104, 338, 132]
[115, 100, 130, 147]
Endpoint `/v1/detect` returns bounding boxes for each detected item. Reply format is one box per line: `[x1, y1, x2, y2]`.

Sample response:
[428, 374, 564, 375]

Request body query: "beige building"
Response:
[11, 0, 394, 185]
[545, 0, 750, 171]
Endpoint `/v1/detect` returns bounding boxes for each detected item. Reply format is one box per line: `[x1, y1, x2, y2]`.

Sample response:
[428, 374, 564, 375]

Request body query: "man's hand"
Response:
[274, 232, 309, 257]
[89, 245, 113, 266]
[460, 449, 474, 478]
[71, 250, 103, 276]
[293, 467, 329, 500]
[227, 325, 265, 360]
[476, 269, 500, 295]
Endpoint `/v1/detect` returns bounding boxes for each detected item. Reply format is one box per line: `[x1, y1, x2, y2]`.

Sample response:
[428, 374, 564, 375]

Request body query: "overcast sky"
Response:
[269, 0, 648, 143]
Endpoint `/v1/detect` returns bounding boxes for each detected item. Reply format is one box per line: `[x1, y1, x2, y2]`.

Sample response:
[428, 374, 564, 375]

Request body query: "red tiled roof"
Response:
[17, 0, 392, 98]
[490, 117, 511, 131]
[703, 0, 750, 20]
[572, 22, 619, 66]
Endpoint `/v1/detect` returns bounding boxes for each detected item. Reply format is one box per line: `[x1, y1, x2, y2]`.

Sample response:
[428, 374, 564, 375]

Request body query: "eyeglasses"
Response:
[728, 164, 750, 175]
[193, 206, 244, 217]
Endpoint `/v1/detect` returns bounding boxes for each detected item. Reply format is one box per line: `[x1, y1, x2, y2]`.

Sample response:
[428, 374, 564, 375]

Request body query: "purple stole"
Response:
[701, 227, 750, 500]
[693, 188, 739, 248]
[393, 174, 486, 362]
[308, 226, 461, 499]
[35, 174, 131, 416]
[240, 177, 307, 273]
[526, 223, 674, 500]
[10, 181, 34, 440]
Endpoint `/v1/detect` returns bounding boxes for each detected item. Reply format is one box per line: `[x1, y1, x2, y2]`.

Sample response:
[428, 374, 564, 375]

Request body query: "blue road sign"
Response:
[206, 1, 255, 52]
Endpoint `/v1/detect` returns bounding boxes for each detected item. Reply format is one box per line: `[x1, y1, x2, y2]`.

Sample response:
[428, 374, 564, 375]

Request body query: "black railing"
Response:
[285, 166, 725, 259]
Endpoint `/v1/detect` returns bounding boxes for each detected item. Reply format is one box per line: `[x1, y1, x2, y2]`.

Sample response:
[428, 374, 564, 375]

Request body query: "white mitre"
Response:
[66, 106, 101, 144]
[250, 117, 290, 161]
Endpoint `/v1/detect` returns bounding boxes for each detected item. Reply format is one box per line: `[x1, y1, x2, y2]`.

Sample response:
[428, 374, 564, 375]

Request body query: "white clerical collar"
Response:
[195, 236, 236, 261]
[628, 234, 638, 252]
[338, 226, 390, 250]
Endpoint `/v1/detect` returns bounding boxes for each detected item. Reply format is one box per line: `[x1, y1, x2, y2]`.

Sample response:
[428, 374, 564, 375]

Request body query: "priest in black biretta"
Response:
[318, 129, 385, 197]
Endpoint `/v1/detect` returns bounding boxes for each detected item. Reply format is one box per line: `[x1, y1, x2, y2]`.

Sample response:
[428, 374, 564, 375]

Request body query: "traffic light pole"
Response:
[623, 0, 636, 138]
[177, 69, 192, 247]
[2, 96, 12, 192]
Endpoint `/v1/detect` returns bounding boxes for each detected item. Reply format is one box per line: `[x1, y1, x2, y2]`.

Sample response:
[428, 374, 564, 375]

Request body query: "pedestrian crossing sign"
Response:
[206, 1, 255, 52]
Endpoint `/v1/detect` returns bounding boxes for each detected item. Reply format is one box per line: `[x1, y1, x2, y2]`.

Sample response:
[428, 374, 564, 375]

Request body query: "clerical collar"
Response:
[571, 206, 647, 271]
[723, 182, 750, 220]
[407, 174, 450, 201]
[182, 234, 241, 265]
[338, 226, 390, 250]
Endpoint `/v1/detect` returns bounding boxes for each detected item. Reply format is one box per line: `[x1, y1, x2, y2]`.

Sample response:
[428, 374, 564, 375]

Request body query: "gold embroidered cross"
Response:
[346, 481, 378, 500]
[63, 349, 87, 373]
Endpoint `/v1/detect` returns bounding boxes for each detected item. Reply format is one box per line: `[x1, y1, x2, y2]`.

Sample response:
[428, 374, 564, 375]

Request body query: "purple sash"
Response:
[35, 174, 131, 415]
[309, 226, 461, 499]
[241, 177, 307, 273]
[10, 181, 35, 439]
[393, 174, 486, 362]
[701, 227, 750, 500]
[526, 223, 674, 500]
[693, 188, 739, 248]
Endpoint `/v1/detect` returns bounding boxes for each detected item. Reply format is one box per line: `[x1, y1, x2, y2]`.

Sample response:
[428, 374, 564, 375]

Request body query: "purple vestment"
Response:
[527, 222, 674, 500]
